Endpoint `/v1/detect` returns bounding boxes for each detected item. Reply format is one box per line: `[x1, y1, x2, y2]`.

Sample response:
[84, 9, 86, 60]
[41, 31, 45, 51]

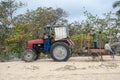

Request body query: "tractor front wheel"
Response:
[50, 42, 71, 61]
[22, 50, 37, 62]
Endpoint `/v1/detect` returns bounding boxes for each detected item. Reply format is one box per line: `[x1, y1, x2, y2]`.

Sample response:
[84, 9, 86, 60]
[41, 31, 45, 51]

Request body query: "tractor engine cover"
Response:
[27, 39, 43, 50]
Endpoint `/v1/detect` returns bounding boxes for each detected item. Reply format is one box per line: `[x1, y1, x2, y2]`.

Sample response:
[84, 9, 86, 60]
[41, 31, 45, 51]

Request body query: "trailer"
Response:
[77, 48, 110, 61]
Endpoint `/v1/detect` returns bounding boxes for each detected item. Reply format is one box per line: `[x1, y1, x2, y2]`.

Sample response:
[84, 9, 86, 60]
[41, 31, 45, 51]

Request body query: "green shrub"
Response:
[71, 34, 93, 53]
[1, 44, 24, 61]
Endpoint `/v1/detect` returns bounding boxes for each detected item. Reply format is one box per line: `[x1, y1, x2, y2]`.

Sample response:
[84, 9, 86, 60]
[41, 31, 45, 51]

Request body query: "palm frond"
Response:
[113, 1, 120, 8]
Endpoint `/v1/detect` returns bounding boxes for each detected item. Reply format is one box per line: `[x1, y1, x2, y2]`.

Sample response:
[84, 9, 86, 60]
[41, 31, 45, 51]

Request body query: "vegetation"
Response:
[0, 0, 120, 60]
[113, 0, 120, 16]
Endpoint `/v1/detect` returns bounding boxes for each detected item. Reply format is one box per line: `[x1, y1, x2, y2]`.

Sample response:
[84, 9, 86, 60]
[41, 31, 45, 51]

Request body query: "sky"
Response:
[16, 0, 117, 23]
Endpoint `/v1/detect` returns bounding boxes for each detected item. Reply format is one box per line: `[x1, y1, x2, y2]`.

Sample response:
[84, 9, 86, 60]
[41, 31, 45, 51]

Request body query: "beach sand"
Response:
[0, 56, 120, 80]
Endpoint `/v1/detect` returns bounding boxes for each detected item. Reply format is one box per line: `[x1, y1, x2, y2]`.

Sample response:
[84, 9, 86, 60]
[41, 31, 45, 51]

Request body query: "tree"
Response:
[0, 0, 24, 27]
[0, 0, 24, 54]
[0, 0, 24, 42]
[113, 0, 120, 16]
[14, 7, 68, 39]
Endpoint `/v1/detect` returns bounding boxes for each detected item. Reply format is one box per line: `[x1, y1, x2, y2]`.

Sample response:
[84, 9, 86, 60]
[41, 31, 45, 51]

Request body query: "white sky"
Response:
[16, 0, 117, 22]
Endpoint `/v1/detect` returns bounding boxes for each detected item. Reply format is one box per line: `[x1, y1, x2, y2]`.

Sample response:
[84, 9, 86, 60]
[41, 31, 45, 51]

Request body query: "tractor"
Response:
[22, 25, 74, 62]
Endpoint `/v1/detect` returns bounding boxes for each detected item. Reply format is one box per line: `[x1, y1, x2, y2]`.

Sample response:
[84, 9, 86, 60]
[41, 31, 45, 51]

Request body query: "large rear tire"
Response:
[50, 42, 71, 61]
[22, 50, 37, 62]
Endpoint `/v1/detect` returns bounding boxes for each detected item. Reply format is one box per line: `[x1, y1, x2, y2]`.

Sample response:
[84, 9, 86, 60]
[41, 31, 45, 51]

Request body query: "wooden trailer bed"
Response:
[86, 49, 110, 61]
[88, 49, 109, 55]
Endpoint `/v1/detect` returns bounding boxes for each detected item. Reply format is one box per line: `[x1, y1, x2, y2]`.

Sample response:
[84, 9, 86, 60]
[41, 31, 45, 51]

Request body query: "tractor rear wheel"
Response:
[50, 42, 71, 61]
[22, 50, 37, 62]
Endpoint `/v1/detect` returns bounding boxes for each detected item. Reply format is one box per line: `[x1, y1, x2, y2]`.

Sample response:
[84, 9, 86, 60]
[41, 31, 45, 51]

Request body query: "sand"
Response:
[0, 56, 120, 80]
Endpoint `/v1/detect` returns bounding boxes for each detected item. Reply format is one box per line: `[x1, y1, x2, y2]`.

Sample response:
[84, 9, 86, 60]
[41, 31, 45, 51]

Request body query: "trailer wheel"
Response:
[50, 42, 70, 61]
[22, 50, 37, 62]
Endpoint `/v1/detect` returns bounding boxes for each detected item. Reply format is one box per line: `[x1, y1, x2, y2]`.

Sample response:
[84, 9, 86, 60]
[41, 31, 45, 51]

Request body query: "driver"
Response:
[42, 33, 50, 51]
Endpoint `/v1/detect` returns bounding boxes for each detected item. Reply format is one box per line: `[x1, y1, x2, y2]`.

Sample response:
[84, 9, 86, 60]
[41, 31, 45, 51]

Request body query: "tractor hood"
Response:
[27, 39, 43, 49]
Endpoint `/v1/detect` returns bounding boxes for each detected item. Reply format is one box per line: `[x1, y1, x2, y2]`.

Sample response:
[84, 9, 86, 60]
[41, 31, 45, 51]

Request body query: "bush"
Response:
[71, 34, 93, 53]
[1, 44, 24, 61]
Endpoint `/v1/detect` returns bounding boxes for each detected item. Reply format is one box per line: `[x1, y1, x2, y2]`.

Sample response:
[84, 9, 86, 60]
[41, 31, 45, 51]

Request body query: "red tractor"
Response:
[22, 26, 74, 62]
